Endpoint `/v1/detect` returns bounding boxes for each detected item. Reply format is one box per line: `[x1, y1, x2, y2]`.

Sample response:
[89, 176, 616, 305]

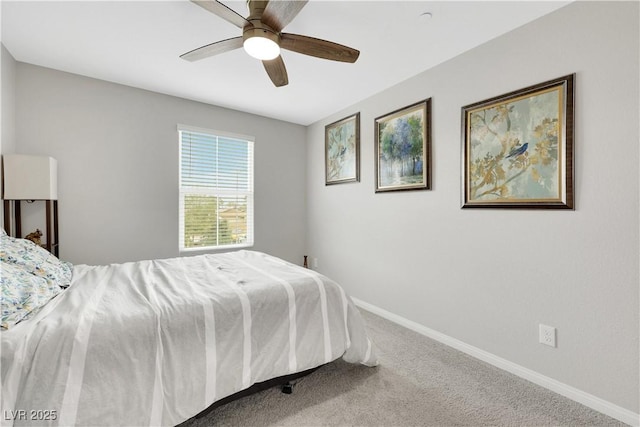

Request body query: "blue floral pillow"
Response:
[1, 261, 63, 329]
[0, 233, 73, 288]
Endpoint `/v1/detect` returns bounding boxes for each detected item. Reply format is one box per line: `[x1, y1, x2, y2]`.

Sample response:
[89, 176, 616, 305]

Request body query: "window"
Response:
[178, 125, 254, 251]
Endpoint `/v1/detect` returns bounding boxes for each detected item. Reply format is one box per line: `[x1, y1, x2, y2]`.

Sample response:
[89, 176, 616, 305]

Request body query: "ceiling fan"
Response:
[180, 0, 360, 87]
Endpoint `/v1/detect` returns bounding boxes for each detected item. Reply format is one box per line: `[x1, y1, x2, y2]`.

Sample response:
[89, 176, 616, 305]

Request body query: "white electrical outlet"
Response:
[312, 258, 318, 268]
[539, 324, 557, 347]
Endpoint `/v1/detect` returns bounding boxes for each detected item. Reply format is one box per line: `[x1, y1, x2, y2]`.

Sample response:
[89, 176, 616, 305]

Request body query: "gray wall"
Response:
[2, 45, 16, 155]
[306, 1, 638, 414]
[1, 45, 17, 227]
[13, 64, 307, 265]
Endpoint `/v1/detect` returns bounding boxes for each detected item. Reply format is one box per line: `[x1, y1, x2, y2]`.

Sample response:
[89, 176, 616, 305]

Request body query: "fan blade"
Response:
[262, 56, 289, 87]
[191, 0, 248, 29]
[281, 33, 359, 63]
[180, 36, 243, 61]
[262, 0, 308, 32]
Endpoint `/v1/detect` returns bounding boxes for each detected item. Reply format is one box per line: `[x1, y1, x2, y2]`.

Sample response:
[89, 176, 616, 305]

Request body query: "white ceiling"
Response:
[1, 1, 569, 126]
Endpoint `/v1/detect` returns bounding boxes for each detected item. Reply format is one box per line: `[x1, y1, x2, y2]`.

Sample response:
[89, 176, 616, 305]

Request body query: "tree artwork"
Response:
[376, 100, 430, 192]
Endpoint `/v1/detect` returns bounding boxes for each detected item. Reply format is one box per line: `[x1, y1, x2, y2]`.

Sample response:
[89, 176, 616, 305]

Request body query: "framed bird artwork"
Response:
[325, 113, 360, 185]
[461, 74, 575, 209]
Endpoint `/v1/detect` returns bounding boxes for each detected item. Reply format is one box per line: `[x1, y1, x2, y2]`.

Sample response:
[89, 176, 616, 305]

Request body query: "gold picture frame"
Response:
[461, 74, 575, 209]
[375, 99, 431, 192]
[325, 113, 360, 185]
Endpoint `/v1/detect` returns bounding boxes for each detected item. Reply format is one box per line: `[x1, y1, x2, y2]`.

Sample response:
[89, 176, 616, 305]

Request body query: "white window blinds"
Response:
[178, 125, 254, 251]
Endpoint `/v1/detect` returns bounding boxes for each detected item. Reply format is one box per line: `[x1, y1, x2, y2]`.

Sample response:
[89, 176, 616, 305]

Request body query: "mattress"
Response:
[1, 250, 376, 426]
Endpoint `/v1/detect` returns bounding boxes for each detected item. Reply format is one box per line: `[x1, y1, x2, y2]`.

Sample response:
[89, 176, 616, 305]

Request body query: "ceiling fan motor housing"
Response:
[242, 20, 281, 60]
[243, 21, 281, 46]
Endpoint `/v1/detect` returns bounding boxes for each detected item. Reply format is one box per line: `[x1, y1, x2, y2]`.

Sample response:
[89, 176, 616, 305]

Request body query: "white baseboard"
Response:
[352, 297, 639, 427]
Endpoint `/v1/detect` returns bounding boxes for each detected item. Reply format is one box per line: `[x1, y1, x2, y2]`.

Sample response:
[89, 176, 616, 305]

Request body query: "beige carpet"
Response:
[180, 310, 625, 426]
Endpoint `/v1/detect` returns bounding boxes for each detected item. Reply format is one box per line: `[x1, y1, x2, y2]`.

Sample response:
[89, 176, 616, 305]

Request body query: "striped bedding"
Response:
[1, 250, 376, 426]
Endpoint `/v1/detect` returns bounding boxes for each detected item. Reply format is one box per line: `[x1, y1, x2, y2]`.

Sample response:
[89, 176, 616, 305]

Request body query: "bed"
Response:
[0, 231, 377, 426]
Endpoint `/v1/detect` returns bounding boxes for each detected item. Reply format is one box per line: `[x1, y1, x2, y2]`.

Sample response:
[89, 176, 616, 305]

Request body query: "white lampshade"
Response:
[2, 154, 58, 200]
[243, 36, 280, 60]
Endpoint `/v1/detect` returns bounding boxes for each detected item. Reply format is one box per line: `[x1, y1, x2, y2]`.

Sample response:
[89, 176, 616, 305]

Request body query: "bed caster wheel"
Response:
[281, 383, 293, 394]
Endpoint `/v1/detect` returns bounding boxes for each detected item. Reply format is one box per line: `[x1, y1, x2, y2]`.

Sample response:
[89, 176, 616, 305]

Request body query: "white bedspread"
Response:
[1, 250, 376, 426]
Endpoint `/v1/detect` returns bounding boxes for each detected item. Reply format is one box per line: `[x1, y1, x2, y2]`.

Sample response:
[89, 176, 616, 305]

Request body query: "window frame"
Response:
[178, 124, 255, 253]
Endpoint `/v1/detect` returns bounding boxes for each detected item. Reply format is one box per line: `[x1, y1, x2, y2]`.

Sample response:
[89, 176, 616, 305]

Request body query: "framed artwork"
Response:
[325, 113, 360, 185]
[461, 74, 574, 209]
[375, 99, 431, 192]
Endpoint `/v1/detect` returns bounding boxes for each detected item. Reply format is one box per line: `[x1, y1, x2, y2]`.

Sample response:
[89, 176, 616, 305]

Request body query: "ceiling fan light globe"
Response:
[243, 36, 280, 60]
